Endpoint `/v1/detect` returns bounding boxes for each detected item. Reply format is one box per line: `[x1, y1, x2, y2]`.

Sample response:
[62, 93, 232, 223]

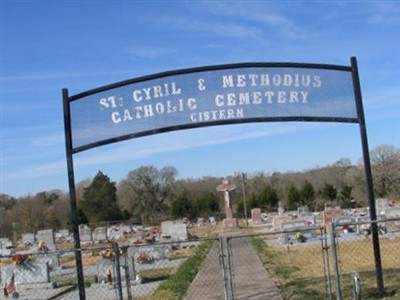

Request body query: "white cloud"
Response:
[125, 46, 173, 59]
[1, 123, 301, 182]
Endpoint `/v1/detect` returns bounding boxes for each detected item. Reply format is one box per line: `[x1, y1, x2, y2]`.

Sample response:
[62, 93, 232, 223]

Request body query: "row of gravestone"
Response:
[1, 252, 60, 286]
[1, 241, 191, 288]
[3, 221, 190, 256]
[79, 222, 189, 243]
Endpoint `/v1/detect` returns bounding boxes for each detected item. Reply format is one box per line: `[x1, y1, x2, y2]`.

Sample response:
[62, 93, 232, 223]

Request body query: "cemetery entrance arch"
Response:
[63, 57, 383, 299]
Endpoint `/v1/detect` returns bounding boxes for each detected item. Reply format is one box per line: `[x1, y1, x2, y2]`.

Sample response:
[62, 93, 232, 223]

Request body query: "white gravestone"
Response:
[79, 225, 93, 242]
[36, 229, 56, 251]
[1, 263, 50, 284]
[93, 227, 107, 242]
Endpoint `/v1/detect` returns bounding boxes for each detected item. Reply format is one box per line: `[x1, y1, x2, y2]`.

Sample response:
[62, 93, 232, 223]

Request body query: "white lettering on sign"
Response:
[132, 82, 182, 102]
[215, 91, 308, 106]
[97, 71, 325, 126]
[222, 74, 321, 88]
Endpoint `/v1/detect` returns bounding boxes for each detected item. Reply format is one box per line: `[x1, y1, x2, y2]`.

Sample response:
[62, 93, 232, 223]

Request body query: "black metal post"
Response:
[63, 88, 86, 299]
[331, 223, 342, 300]
[113, 242, 123, 300]
[241, 173, 248, 227]
[351, 57, 384, 296]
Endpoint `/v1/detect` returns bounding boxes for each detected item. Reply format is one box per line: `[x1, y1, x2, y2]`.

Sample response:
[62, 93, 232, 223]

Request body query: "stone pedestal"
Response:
[225, 207, 234, 220]
[223, 218, 238, 230]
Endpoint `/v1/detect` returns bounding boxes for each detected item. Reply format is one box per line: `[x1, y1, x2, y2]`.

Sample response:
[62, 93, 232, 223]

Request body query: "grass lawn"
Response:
[251, 236, 400, 300]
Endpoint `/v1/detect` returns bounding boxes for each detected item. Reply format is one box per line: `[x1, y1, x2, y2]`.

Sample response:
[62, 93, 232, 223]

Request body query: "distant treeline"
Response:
[0, 144, 398, 238]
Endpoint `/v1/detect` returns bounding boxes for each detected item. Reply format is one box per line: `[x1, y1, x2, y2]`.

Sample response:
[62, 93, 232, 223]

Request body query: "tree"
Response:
[81, 171, 122, 224]
[286, 183, 301, 210]
[258, 186, 280, 211]
[171, 192, 193, 219]
[300, 180, 315, 209]
[338, 184, 353, 208]
[321, 183, 337, 207]
[193, 192, 219, 218]
[369, 144, 400, 197]
[117, 166, 177, 225]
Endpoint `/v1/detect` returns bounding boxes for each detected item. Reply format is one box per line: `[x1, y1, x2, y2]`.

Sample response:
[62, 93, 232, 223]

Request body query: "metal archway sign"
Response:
[63, 57, 383, 299]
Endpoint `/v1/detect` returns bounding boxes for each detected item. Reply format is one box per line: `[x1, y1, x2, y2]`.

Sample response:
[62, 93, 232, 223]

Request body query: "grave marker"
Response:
[1, 263, 50, 284]
[79, 225, 93, 242]
[36, 229, 55, 251]
[251, 208, 262, 225]
[272, 215, 293, 231]
[93, 227, 107, 242]
[21, 233, 35, 246]
[216, 179, 238, 229]
[323, 209, 344, 226]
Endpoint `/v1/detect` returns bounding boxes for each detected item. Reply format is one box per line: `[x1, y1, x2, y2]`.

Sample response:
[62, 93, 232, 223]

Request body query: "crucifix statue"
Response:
[216, 179, 237, 219]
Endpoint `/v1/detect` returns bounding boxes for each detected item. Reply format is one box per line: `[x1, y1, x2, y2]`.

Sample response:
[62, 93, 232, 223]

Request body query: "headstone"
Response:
[272, 215, 293, 231]
[93, 227, 107, 242]
[21, 233, 35, 246]
[1, 262, 50, 284]
[170, 223, 188, 240]
[376, 198, 389, 215]
[280, 220, 308, 231]
[280, 220, 316, 244]
[161, 221, 174, 238]
[323, 209, 344, 226]
[333, 216, 357, 233]
[161, 221, 187, 240]
[79, 225, 93, 242]
[107, 225, 123, 240]
[36, 253, 60, 268]
[196, 217, 206, 227]
[298, 213, 316, 226]
[297, 206, 309, 215]
[127, 245, 165, 262]
[120, 224, 133, 236]
[384, 206, 400, 219]
[0, 238, 12, 256]
[0, 237, 12, 248]
[251, 208, 262, 225]
[278, 201, 284, 215]
[55, 229, 71, 242]
[36, 229, 56, 251]
[209, 216, 216, 225]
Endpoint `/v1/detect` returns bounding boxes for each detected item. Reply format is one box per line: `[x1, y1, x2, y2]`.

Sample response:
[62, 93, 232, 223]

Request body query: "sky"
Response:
[0, 0, 399, 198]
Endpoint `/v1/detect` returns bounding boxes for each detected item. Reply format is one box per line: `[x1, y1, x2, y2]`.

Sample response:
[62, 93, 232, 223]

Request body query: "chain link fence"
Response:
[331, 216, 400, 299]
[1, 218, 399, 299]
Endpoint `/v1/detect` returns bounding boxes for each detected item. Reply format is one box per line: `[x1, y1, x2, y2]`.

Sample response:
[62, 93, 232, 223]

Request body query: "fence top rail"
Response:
[225, 226, 326, 241]
[332, 216, 400, 227]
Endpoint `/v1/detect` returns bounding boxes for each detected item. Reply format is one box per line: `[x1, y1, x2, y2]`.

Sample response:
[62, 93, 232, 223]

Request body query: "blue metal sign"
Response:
[67, 63, 357, 152]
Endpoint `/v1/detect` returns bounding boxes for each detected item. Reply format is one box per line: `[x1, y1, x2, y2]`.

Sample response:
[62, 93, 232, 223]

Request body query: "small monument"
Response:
[278, 201, 284, 215]
[216, 179, 238, 230]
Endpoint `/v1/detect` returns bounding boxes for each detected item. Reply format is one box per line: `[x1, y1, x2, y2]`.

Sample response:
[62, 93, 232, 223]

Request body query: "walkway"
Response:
[184, 231, 283, 300]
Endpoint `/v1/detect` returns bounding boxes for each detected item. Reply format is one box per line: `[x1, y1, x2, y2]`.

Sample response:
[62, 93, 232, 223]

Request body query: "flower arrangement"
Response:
[101, 248, 123, 260]
[135, 252, 154, 264]
[9, 254, 36, 271]
[10, 254, 32, 266]
[102, 249, 114, 260]
[295, 232, 307, 243]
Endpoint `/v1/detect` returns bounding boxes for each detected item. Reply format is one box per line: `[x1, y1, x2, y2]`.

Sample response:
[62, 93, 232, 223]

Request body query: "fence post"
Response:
[226, 237, 235, 300]
[219, 237, 230, 300]
[123, 247, 132, 300]
[113, 242, 123, 300]
[351, 272, 361, 300]
[321, 227, 333, 300]
[331, 222, 342, 300]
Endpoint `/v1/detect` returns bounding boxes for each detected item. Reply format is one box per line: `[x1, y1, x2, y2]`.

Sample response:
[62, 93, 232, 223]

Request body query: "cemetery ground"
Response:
[1, 213, 400, 299]
[251, 235, 400, 300]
